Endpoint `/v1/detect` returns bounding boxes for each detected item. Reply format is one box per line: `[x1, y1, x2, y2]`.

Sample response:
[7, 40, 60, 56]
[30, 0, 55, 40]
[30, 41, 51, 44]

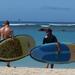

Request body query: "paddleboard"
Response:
[0, 34, 35, 62]
[30, 43, 75, 64]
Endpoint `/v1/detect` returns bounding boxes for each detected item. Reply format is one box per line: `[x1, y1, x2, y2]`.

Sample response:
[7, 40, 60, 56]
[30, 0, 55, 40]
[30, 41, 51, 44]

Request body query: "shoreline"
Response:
[0, 67, 75, 75]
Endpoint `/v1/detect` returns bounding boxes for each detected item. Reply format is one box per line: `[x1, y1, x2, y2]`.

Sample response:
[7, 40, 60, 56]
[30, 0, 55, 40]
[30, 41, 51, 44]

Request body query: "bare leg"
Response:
[46, 63, 49, 68]
[7, 62, 10, 67]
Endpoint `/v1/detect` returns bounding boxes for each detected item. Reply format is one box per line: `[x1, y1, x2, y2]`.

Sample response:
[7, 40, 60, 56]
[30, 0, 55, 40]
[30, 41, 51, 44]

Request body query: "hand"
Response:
[56, 42, 61, 53]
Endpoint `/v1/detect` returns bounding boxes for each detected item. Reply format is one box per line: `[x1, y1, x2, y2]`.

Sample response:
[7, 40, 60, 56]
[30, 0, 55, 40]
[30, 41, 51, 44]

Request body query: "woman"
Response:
[39, 28, 60, 68]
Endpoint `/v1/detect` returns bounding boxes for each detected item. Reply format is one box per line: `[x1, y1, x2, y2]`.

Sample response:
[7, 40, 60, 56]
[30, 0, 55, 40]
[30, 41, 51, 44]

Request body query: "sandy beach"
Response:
[0, 67, 75, 75]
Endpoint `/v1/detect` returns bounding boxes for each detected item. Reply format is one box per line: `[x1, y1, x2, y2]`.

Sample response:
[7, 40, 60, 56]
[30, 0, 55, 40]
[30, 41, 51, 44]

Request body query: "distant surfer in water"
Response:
[39, 28, 60, 68]
[0, 20, 13, 67]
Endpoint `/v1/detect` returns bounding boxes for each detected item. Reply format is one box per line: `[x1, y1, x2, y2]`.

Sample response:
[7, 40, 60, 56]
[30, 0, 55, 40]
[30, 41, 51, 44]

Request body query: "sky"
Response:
[0, 0, 75, 22]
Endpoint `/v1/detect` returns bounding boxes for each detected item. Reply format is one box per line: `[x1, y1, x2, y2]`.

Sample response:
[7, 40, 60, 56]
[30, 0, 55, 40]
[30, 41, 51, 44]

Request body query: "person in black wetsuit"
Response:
[42, 28, 60, 68]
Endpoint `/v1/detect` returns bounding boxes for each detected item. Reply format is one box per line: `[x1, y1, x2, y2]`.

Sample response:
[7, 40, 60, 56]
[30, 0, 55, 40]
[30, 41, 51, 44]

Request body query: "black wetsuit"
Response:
[43, 34, 58, 68]
[43, 35, 57, 44]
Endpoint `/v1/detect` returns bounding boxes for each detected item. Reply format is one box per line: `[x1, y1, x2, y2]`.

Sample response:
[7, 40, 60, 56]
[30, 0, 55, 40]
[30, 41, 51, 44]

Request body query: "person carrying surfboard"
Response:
[39, 28, 60, 68]
[0, 20, 13, 67]
[0, 20, 13, 40]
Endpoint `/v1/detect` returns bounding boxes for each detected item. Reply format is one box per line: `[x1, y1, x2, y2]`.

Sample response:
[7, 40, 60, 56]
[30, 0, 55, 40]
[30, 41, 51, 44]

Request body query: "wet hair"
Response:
[3, 20, 9, 25]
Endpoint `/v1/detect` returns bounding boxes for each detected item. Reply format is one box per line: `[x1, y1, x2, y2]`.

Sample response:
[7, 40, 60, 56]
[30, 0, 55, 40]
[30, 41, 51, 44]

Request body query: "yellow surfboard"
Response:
[0, 34, 35, 62]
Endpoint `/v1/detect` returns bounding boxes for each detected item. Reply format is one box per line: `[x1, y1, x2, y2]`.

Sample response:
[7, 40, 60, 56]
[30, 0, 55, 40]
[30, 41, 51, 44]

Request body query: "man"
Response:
[0, 20, 13, 40]
[40, 28, 60, 68]
[0, 20, 13, 67]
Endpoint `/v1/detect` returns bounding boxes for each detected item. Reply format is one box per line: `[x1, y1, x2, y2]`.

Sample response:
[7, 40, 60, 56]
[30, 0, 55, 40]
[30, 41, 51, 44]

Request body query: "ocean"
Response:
[0, 21, 75, 68]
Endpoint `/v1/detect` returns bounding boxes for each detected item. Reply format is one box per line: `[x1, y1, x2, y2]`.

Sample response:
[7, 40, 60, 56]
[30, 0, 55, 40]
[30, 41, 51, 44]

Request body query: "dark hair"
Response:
[3, 20, 9, 25]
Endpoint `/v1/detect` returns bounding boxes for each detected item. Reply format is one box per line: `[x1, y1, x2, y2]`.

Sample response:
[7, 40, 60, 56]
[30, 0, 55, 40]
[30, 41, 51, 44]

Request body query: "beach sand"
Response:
[0, 67, 75, 75]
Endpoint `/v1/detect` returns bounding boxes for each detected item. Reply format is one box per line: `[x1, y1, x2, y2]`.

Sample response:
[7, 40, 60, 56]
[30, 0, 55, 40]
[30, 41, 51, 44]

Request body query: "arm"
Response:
[8, 28, 14, 39]
[55, 41, 61, 55]
[10, 27, 14, 36]
[53, 35, 61, 52]
[11, 30, 14, 38]
[43, 38, 46, 44]
[56, 41, 61, 51]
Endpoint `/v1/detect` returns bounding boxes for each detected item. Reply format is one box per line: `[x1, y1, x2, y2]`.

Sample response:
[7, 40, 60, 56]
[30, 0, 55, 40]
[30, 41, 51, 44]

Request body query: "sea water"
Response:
[0, 22, 75, 68]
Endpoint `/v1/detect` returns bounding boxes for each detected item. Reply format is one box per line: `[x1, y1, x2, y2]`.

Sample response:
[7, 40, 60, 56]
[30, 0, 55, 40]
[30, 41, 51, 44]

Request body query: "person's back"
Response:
[0, 20, 13, 40]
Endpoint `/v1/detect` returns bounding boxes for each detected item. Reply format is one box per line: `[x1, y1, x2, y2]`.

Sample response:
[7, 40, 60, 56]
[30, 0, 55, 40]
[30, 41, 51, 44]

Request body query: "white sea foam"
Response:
[10, 23, 75, 27]
[49, 23, 75, 26]
[10, 23, 26, 26]
[41, 25, 50, 28]
[10, 23, 36, 26]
